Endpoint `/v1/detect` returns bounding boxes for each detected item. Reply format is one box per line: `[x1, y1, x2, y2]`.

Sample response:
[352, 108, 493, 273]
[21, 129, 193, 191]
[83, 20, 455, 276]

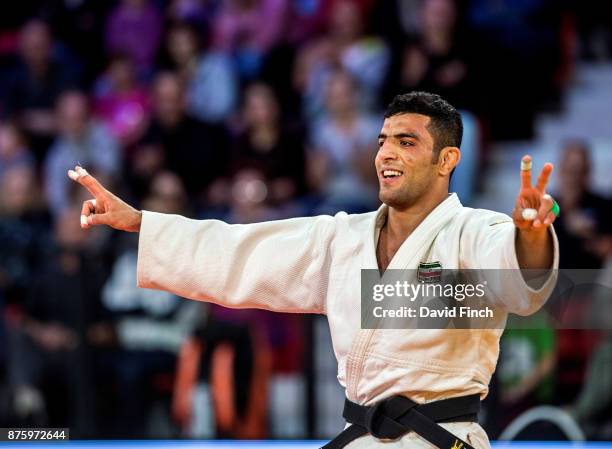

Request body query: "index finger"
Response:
[67, 166, 108, 199]
[520, 155, 532, 189]
[535, 162, 554, 193]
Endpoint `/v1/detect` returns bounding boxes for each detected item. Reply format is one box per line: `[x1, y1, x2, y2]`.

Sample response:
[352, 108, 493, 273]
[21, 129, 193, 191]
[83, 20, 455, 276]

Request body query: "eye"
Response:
[377, 140, 384, 148]
[400, 140, 414, 147]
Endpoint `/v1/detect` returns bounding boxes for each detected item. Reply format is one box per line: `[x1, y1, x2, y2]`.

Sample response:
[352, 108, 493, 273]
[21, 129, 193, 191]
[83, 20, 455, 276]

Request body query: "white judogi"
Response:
[137, 193, 559, 448]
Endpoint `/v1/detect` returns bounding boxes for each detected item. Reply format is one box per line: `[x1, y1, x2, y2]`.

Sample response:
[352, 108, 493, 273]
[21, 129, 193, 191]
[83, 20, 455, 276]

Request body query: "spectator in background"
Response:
[466, 0, 562, 139]
[552, 141, 611, 408]
[294, 0, 389, 117]
[206, 81, 309, 221]
[384, 0, 477, 112]
[308, 69, 379, 214]
[570, 333, 612, 439]
[212, 0, 289, 79]
[44, 91, 119, 215]
[92, 54, 151, 147]
[0, 122, 35, 184]
[124, 140, 166, 204]
[166, 0, 219, 32]
[554, 140, 612, 269]
[105, 0, 162, 77]
[285, 0, 330, 45]
[227, 83, 307, 207]
[7, 206, 112, 436]
[3, 20, 79, 160]
[143, 72, 229, 205]
[448, 111, 481, 206]
[0, 166, 49, 307]
[370, 0, 422, 48]
[36, 0, 113, 84]
[162, 22, 237, 124]
[101, 171, 204, 437]
[497, 315, 557, 430]
[574, 1, 612, 61]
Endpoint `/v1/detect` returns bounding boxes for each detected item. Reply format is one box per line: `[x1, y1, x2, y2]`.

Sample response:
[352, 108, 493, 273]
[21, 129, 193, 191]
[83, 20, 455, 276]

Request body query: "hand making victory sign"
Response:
[512, 155, 559, 270]
[512, 155, 559, 229]
[68, 165, 142, 232]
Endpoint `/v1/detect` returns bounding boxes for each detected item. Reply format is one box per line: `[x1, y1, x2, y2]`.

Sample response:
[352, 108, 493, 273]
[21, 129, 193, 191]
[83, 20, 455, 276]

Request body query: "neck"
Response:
[385, 189, 448, 240]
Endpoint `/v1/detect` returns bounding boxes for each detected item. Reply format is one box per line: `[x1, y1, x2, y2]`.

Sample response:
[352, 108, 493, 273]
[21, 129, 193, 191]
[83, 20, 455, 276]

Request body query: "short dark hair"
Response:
[384, 92, 463, 156]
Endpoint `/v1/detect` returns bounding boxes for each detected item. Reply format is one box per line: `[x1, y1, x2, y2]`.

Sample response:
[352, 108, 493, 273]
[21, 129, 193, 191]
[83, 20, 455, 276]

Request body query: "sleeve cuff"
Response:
[136, 210, 159, 289]
[504, 225, 560, 315]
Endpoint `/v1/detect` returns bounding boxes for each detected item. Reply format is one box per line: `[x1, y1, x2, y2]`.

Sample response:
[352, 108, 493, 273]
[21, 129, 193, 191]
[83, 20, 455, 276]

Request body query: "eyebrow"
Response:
[378, 132, 420, 140]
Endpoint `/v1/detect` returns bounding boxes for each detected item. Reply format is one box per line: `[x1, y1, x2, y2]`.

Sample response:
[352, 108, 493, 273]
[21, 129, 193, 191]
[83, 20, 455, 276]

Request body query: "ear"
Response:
[438, 147, 461, 176]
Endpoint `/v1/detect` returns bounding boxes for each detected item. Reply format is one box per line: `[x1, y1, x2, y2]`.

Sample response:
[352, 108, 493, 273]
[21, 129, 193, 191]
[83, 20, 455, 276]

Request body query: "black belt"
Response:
[322, 394, 480, 449]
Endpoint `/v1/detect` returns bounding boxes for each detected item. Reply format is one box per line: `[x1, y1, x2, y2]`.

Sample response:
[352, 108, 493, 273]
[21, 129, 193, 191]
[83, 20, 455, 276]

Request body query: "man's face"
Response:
[375, 113, 439, 210]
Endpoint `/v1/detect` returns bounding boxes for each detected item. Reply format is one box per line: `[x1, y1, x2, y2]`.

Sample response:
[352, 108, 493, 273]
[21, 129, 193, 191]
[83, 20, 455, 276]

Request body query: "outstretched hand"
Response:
[67, 165, 142, 232]
[512, 155, 558, 233]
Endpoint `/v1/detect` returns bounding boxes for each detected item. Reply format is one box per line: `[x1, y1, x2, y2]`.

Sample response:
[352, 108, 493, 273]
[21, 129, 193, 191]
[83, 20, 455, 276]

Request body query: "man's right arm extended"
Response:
[69, 165, 332, 314]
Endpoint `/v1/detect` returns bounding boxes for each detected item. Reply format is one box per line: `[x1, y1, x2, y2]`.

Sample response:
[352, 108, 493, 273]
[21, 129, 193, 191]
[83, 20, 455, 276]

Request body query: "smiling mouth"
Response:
[381, 169, 404, 179]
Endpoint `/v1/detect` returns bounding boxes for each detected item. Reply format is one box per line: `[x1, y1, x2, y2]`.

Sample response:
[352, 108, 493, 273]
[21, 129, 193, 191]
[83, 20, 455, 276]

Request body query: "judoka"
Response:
[68, 91, 560, 448]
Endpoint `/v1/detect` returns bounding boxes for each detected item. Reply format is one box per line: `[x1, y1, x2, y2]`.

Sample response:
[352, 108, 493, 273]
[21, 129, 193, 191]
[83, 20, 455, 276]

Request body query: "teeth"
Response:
[383, 170, 403, 178]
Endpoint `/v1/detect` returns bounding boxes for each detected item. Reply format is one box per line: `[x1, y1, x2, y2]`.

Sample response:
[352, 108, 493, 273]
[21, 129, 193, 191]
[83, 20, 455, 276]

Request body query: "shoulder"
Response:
[455, 206, 513, 229]
[332, 210, 379, 238]
[297, 209, 377, 237]
[443, 207, 514, 244]
[342, 209, 378, 224]
[303, 209, 377, 228]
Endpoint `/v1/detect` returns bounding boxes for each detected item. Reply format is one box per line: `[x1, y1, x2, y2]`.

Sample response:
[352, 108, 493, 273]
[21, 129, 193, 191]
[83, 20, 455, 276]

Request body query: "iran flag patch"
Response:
[417, 261, 442, 283]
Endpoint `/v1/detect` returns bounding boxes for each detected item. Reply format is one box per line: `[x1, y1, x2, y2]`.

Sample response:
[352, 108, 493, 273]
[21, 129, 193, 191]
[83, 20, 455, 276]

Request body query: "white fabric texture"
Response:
[137, 193, 559, 448]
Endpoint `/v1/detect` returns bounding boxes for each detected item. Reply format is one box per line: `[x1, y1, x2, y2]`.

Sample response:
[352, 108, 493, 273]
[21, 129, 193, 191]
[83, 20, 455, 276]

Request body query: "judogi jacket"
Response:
[137, 193, 559, 448]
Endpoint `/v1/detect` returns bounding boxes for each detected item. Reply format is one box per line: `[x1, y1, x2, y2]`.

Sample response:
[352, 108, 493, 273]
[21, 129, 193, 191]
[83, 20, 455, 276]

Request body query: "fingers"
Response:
[521, 208, 538, 221]
[535, 163, 554, 192]
[67, 165, 109, 199]
[533, 194, 554, 227]
[80, 198, 110, 229]
[543, 211, 557, 226]
[80, 199, 96, 229]
[512, 201, 531, 229]
[514, 193, 558, 230]
[86, 212, 110, 227]
[520, 155, 532, 190]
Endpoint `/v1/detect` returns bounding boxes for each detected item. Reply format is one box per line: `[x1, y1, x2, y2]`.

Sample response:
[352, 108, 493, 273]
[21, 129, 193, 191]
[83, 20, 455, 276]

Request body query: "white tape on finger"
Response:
[522, 208, 538, 221]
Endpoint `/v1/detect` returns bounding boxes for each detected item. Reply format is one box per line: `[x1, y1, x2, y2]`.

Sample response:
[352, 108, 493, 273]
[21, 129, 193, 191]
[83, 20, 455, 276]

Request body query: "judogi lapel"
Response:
[346, 194, 464, 403]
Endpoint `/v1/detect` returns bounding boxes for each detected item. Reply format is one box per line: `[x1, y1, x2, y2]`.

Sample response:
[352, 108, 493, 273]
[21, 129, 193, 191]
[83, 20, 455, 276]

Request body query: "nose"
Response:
[377, 141, 399, 161]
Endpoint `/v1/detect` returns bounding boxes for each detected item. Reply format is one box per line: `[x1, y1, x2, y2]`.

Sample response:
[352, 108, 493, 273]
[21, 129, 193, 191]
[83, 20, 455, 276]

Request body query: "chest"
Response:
[376, 227, 407, 272]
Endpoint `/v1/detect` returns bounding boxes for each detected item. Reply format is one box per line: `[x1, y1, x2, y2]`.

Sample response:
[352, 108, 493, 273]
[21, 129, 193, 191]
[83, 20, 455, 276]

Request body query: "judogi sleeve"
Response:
[137, 211, 335, 314]
[460, 211, 560, 316]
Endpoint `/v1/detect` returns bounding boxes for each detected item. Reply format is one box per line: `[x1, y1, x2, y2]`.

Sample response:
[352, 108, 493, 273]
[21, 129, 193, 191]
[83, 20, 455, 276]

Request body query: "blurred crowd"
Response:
[0, 0, 611, 441]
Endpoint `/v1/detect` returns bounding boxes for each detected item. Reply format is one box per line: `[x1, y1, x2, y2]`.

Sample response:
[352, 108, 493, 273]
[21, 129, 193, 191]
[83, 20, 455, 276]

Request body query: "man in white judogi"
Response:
[69, 92, 560, 448]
